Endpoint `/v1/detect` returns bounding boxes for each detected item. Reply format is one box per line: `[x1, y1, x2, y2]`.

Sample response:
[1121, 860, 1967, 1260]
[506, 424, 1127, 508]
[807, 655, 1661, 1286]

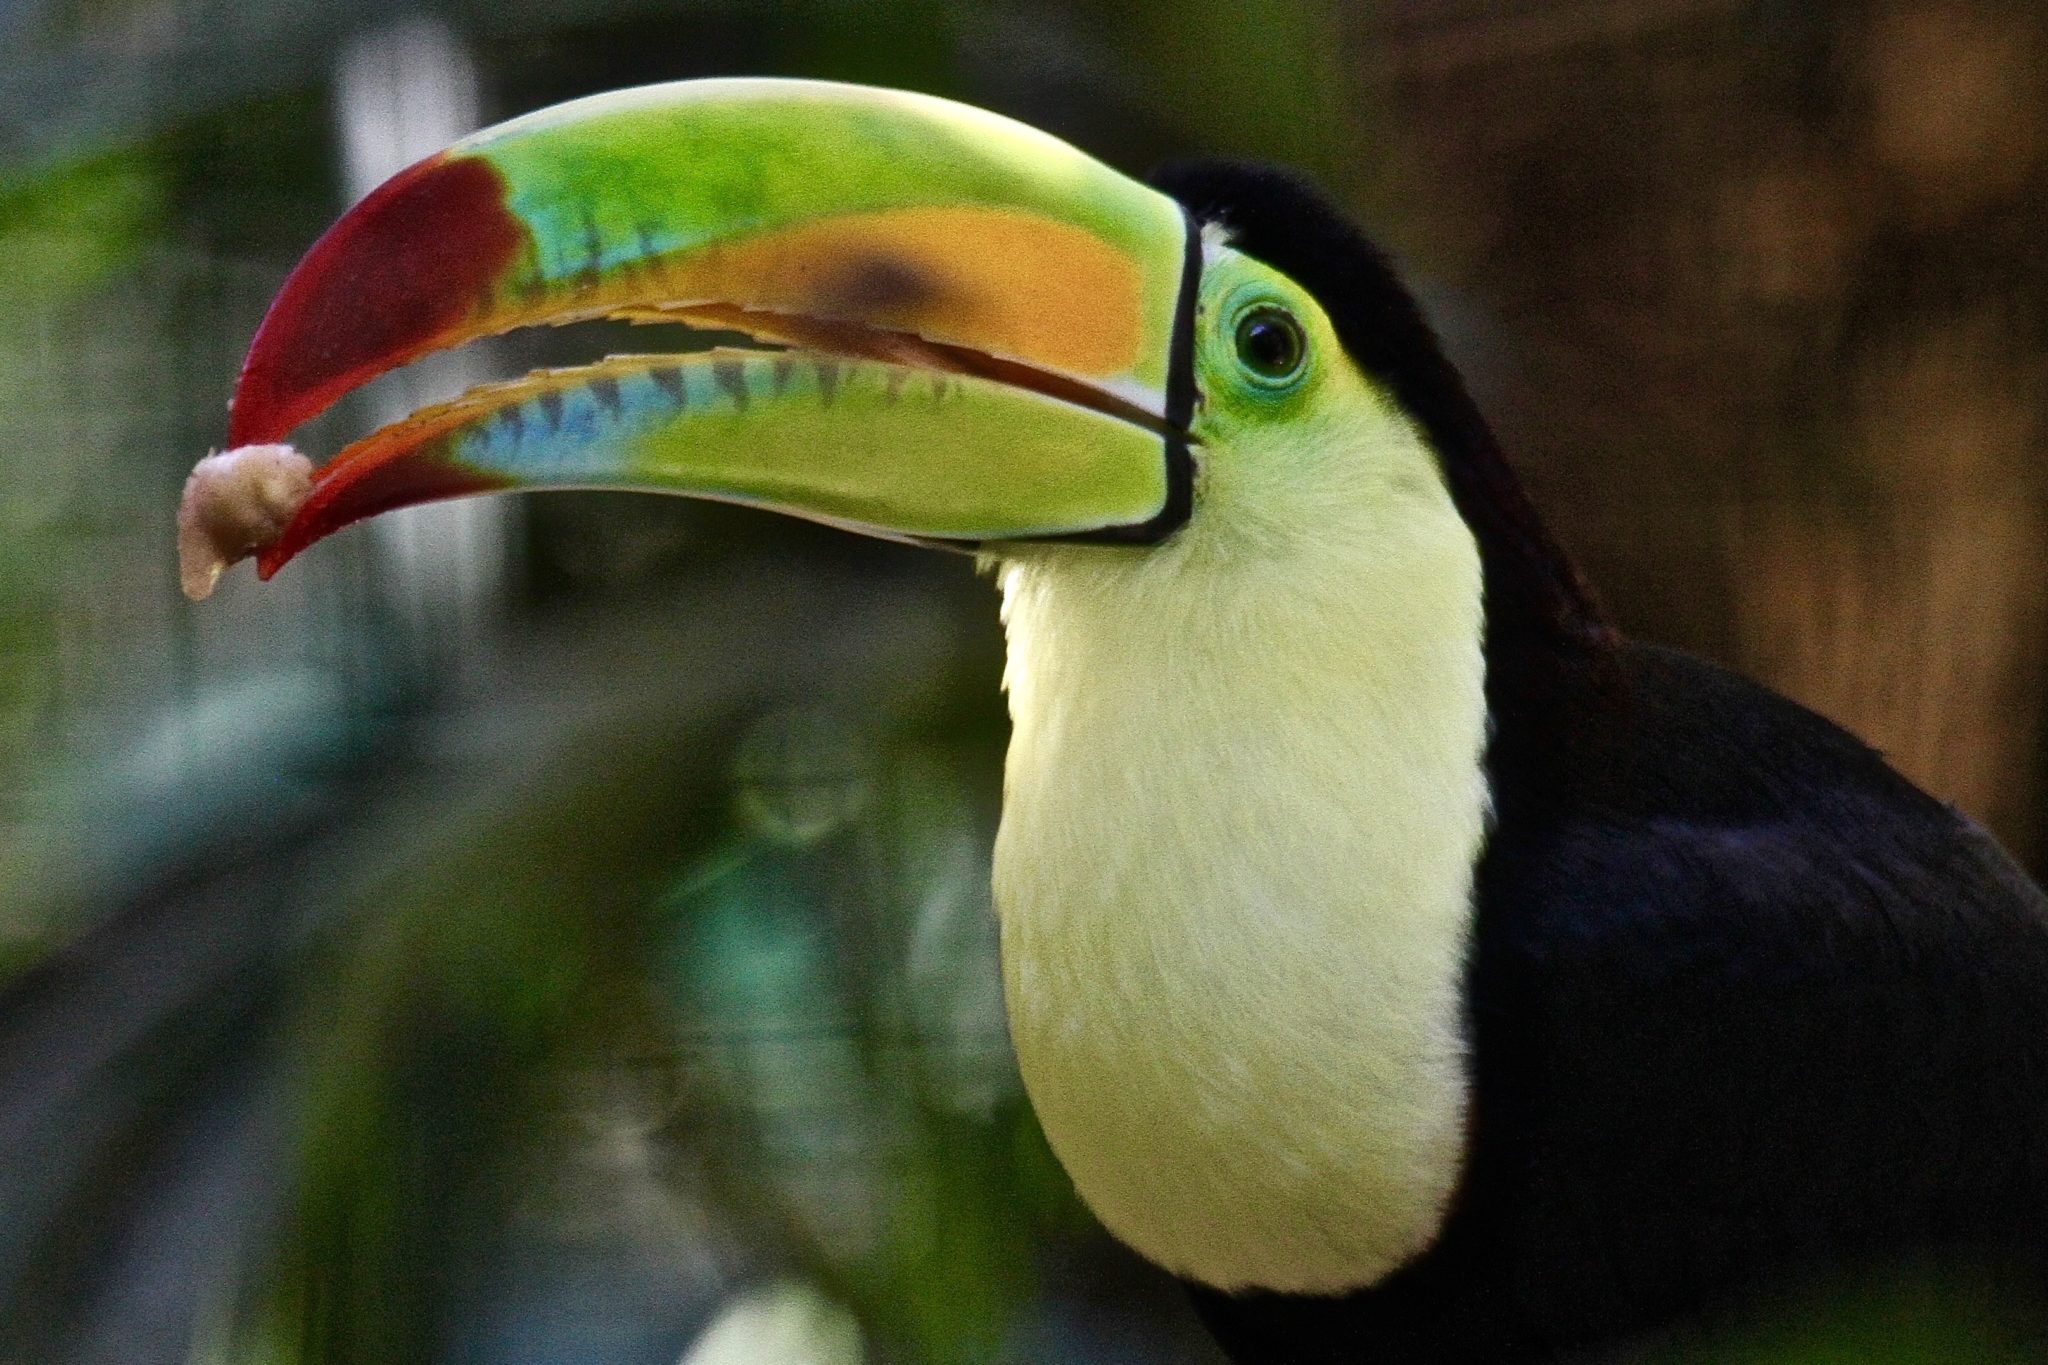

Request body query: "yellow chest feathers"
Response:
[989, 453, 1490, 1295]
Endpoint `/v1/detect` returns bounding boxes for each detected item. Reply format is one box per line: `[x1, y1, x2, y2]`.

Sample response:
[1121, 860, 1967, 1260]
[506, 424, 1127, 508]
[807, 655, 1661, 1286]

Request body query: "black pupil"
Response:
[1237, 308, 1303, 378]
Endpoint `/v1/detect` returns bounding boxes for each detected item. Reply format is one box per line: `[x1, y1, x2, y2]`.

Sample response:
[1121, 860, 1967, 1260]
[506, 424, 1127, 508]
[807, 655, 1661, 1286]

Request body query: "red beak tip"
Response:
[226, 152, 524, 448]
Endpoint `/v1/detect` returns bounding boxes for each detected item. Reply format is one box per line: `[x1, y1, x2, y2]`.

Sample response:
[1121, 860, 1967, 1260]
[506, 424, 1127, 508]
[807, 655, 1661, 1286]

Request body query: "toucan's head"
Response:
[186, 77, 1598, 676]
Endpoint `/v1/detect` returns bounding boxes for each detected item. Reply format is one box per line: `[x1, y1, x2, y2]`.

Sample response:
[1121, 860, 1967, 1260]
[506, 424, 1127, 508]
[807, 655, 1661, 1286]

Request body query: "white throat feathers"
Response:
[990, 363, 1491, 1295]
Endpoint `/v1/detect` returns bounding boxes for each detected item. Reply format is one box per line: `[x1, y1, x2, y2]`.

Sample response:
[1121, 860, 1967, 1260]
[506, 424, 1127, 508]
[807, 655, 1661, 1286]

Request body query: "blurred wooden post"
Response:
[1728, 4, 2047, 857]
[1375, 0, 2048, 865]
[332, 17, 512, 677]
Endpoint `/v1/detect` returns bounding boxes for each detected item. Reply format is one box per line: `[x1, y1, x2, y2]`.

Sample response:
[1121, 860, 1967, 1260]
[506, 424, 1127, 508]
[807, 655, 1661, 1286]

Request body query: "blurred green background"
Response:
[1, 1, 2045, 1361]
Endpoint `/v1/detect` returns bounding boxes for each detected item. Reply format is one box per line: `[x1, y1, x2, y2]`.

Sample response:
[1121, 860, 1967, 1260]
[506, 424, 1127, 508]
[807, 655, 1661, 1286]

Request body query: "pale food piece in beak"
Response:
[178, 444, 314, 601]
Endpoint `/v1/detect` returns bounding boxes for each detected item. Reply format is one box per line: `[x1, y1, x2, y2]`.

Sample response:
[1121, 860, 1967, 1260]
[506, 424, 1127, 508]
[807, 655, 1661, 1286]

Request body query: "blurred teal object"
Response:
[657, 708, 1077, 1362]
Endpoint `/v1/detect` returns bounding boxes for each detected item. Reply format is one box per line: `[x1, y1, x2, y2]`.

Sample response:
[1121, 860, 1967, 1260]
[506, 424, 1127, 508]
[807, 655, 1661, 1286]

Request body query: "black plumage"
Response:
[1153, 164, 2048, 1362]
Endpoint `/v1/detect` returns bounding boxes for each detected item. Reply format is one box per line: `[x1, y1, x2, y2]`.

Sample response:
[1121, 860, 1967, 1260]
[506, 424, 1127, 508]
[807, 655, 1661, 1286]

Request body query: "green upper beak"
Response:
[224, 77, 1199, 579]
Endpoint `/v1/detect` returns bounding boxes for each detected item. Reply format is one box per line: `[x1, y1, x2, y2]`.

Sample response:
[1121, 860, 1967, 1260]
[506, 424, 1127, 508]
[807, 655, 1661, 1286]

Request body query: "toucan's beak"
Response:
[219, 78, 1198, 583]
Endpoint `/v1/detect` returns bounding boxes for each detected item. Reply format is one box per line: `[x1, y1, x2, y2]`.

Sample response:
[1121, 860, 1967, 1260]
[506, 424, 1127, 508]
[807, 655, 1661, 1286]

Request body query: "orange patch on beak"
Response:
[620, 205, 1146, 379]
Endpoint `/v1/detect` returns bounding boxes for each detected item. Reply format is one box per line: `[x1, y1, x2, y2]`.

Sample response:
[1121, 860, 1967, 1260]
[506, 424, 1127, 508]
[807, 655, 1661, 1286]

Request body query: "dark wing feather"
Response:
[1470, 643, 2048, 1352]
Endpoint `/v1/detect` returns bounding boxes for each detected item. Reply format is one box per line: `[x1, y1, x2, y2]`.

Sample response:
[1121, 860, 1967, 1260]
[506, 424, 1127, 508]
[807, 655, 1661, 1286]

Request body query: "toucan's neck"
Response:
[988, 442, 1491, 1294]
[1152, 159, 1614, 785]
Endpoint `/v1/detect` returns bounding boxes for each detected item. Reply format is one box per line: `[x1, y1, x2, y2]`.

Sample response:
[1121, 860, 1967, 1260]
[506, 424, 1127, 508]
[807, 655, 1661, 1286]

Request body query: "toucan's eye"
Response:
[1233, 306, 1306, 384]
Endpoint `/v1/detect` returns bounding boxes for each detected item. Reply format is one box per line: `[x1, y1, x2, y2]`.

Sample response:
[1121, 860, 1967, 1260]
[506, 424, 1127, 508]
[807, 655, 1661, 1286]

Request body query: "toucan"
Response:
[178, 79, 2048, 1362]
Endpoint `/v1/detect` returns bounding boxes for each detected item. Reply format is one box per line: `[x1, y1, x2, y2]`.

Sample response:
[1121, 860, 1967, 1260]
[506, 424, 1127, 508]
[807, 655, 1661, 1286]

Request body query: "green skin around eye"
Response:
[1176, 247, 1437, 550]
[1191, 251, 1330, 433]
